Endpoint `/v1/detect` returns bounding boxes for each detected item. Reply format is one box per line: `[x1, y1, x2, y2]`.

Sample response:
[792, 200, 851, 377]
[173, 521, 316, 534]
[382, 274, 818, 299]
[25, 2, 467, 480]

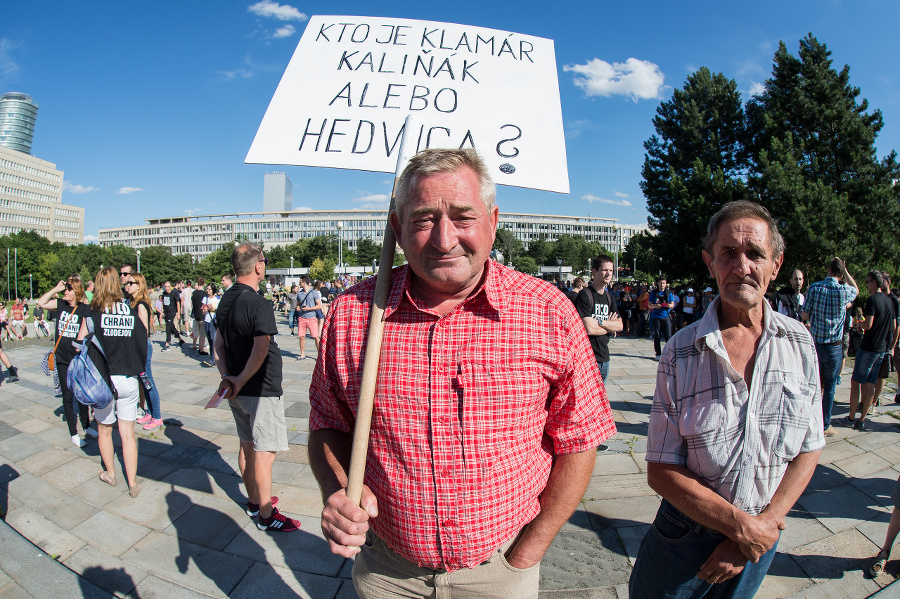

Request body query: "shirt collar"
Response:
[694, 296, 787, 352]
[384, 260, 503, 319]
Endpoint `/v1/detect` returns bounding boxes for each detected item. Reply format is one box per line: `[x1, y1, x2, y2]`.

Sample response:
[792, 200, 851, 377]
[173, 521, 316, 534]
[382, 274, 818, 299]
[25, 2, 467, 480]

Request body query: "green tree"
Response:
[642, 67, 750, 282]
[309, 257, 335, 281]
[747, 34, 900, 276]
[526, 235, 553, 266]
[622, 232, 660, 277]
[493, 228, 524, 264]
[356, 237, 381, 266]
[514, 256, 540, 276]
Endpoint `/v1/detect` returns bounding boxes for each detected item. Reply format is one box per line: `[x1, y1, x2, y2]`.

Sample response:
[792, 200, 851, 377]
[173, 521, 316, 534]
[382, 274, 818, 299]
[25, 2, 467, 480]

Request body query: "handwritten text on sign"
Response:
[246, 16, 569, 194]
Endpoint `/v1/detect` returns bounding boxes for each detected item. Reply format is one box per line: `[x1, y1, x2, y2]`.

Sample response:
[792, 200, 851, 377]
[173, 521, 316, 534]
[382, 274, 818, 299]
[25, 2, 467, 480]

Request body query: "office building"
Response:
[263, 172, 292, 212]
[98, 209, 648, 263]
[0, 92, 39, 155]
[0, 145, 85, 243]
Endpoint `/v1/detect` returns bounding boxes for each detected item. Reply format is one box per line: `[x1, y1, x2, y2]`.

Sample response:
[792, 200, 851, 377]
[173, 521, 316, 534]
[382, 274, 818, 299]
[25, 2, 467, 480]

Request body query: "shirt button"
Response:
[749, 413, 755, 419]
[441, 469, 451, 477]
[439, 416, 449, 425]
[443, 520, 453, 527]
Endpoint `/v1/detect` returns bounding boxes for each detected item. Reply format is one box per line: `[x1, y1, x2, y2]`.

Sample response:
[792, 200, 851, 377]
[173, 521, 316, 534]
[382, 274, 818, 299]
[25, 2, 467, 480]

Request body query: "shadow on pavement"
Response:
[79, 565, 140, 598]
[0, 463, 19, 519]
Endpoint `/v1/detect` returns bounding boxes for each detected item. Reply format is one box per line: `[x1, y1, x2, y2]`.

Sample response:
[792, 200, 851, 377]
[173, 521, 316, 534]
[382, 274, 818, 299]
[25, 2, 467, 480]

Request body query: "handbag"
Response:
[45, 308, 77, 372]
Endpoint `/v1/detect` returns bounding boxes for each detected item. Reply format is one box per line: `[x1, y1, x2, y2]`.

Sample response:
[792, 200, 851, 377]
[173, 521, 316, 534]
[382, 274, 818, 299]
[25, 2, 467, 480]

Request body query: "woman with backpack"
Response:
[81, 267, 147, 498]
[36, 276, 97, 447]
[125, 272, 163, 431]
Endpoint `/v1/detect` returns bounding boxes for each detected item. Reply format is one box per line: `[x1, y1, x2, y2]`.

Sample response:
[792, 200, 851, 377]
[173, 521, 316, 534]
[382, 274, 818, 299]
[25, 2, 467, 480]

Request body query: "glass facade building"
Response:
[0, 93, 39, 155]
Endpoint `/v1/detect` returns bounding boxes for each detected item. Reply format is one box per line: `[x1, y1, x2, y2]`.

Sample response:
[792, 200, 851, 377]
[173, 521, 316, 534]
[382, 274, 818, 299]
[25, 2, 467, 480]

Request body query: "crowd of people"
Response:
[5, 147, 900, 597]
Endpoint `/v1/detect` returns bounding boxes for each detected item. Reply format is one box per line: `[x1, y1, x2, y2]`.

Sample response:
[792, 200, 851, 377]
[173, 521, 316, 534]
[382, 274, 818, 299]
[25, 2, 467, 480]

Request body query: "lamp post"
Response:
[136, 249, 141, 273]
[556, 258, 563, 284]
[29, 274, 32, 300]
[612, 226, 619, 281]
[336, 221, 343, 277]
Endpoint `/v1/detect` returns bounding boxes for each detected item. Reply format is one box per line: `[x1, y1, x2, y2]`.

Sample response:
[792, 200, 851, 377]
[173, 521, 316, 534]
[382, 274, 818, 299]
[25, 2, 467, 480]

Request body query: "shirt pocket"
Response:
[773, 375, 809, 460]
[678, 401, 728, 473]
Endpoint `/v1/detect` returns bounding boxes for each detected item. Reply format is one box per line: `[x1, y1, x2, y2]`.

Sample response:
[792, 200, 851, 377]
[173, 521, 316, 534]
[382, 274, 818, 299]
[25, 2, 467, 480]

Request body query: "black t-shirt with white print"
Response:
[90, 301, 148, 377]
[55, 302, 91, 366]
[162, 289, 180, 319]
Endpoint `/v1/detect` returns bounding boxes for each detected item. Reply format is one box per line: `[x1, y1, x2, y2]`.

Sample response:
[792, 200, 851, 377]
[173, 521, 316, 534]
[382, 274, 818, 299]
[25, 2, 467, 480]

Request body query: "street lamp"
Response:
[612, 226, 619, 281]
[136, 249, 141, 273]
[556, 258, 563, 284]
[29, 274, 32, 300]
[336, 221, 343, 277]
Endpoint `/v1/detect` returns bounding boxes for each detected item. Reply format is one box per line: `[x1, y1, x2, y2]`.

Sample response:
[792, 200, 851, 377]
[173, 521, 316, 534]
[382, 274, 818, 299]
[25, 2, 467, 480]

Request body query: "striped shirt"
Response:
[310, 261, 615, 570]
[647, 297, 825, 516]
[802, 277, 858, 344]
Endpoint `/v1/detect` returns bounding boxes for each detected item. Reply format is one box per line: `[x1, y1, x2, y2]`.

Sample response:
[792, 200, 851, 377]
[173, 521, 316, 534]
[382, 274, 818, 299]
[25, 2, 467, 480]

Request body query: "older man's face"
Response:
[391, 166, 498, 298]
[703, 217, 782, 311]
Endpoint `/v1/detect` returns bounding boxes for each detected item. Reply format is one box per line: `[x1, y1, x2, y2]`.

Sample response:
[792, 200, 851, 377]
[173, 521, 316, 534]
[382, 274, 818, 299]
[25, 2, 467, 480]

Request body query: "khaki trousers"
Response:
[353, 532, 539, 599]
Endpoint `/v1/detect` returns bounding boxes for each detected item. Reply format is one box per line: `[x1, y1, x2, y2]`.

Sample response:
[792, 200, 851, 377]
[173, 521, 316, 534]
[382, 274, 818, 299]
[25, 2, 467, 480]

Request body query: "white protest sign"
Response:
[246, 15, 569, 194]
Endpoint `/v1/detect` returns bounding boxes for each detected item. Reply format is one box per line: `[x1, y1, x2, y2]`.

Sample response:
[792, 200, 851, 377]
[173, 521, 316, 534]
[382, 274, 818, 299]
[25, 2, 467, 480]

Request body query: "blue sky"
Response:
[3, 1, 899, 242]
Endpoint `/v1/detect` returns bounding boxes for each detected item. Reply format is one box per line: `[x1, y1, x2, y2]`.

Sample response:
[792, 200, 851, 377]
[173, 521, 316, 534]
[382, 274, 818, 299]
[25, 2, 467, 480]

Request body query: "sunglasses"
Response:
[124, 281, 138, 287]
[65, 284, 74, 291]
[258, 257, 269, 265]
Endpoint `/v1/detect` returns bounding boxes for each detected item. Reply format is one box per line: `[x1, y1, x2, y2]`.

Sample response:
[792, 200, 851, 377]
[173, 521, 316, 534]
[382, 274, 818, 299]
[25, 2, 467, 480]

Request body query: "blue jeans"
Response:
[144, 339, 161, 419]
[653, 317, 673, 356]
[629, 500, 778, 599]
[288, 309, 297, 330]
[598, 360, 610, 383]
[205, 321, 216, 362]
[815, 341, 843, 429]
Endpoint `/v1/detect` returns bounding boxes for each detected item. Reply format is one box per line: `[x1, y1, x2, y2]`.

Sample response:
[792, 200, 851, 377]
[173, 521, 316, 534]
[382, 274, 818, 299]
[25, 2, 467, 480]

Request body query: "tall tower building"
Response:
[0, 93, 39, 155]
[263, 172, 292, 212]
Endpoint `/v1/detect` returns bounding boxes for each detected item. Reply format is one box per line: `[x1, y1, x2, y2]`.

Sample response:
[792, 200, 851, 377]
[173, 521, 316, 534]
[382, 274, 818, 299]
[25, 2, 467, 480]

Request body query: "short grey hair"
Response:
[393, 148, 496, 218]
[232, 242, 263, 277]
[702, 200, 785, 258]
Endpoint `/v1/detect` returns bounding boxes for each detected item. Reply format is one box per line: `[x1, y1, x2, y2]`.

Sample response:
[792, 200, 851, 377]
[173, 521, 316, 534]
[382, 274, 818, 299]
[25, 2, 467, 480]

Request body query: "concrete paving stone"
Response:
[196, 449, 240, 476]
[335, 579, 360, 599]
[169, 414, 238, 436]
[274, 484, 325, 519]
[797, 482, 888, 534]
[64, 542, 150, 597]
[12, 418, 52, 435]
[790, 526, 879, 582]
[0, 568, 9, 590]
[67, 473, 131, 508]
[164, 502, 246, 551]
[136, 435, 175, 457]
[819, 439, 866, 466]
[41, 456, 105, 492]
[806, 463, 854, 495]
[584, 495, 660, 530]
[270, 460, 306, 485]
[592, 453, 642, 477]
[105, 480, 195, 530]
[14, 446, 77, 476]
[163, 425, 223, 448]
[129, 574, 218, 599]
[540, 529, 631, 591]
[780, 572, 881, 599]
[160, 467, 245, 503]
[71, 510, 153, 556]
[223, 516, 346, 577]
[121, 531, 253, 597]
[559, 503, 594, 533]
[584, 473, 657, 501]
[135, 454, 182, 482]
[0, 411, 30, 427]
[849, 467, 898, 508]
[833, 452, 893, 479]
[4, 505, 87, 561]
[856, 510, 893, 549]
[779, 507, 834, 552]
[204, 432, 242, 452]
[284, 402, 311, 418]
[339, 558, 354, 579]
[5, 471, 97, 530]
[614, 524, 651, 566]
[0, 433, 49, 463]
[540, 589, 618, 599]
[872, 443, 900, 466]
[851, 431, 900, 453]
[230, 560, 344, 599]
[755, 553, 815, 599]
[290, 432, 309, 446]
[289, 465, 320, 490]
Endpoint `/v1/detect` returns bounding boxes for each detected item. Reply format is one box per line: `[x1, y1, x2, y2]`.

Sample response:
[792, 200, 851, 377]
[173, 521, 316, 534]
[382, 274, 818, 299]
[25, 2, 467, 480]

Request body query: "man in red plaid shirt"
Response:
[309, 148, 616, 598]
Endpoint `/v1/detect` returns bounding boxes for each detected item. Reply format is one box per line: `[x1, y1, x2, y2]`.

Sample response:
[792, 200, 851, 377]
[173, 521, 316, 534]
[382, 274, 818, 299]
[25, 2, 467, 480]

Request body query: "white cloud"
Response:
[614, 191, 630, 198]
[748, 81, 766, 96]
[83, 234, 98, 243]
[353, 193, 390, 210]
[247, 1, 307, 21]
[116, 186, 144, 195]
[0, 39, 21, 84]
[218, 68, 253, 79]
[582, 194, 632, 207]
[564, 58, 665, 102]
[272, 25, 296, 39]
[63, 181, 98, 194]
[184, 208, 203, 216]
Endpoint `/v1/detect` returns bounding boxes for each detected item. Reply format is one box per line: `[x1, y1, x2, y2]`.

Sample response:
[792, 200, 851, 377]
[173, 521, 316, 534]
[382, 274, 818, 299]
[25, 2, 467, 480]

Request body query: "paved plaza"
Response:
[1, 319, 900, 598]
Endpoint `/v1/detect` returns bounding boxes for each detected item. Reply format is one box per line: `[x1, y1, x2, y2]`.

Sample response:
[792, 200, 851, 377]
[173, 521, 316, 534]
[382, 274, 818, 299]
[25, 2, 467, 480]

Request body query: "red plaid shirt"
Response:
[310, 261, 615, 570]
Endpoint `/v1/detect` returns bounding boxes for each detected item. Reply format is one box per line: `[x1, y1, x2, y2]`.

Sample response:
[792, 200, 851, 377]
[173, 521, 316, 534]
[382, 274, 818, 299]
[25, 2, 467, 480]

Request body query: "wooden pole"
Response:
[345, 115, 419, 505]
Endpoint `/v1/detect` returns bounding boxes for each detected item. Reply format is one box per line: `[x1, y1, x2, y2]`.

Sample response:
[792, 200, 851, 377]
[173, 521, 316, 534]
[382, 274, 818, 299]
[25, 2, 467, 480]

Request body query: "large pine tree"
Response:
[642, 67, 750, 283]
[747, 34, 900, 275]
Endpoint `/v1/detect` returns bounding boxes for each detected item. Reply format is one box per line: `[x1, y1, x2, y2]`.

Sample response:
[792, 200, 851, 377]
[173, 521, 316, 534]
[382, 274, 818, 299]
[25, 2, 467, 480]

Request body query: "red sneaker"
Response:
[257, 507, 300, 532]
[245, 495, 279, 517]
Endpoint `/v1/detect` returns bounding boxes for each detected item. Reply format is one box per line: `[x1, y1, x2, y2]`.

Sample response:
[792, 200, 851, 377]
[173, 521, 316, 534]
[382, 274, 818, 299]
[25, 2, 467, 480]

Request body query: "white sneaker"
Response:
[71, 434, 86, 448]
[84, 427, 99, 439]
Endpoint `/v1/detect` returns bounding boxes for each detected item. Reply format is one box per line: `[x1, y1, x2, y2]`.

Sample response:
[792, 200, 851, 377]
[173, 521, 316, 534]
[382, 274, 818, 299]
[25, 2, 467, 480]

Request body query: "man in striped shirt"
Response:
[630, 201, 823, 598]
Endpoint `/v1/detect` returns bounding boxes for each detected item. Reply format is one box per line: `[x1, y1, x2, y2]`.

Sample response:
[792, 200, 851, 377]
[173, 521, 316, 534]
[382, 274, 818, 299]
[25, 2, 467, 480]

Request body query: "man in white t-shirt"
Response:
[296, 276, 322, 360]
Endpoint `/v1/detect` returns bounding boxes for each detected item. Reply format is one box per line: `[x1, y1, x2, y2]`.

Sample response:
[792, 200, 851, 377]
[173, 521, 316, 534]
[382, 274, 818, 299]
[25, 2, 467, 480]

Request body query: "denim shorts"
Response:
[852, 349, 884, 385]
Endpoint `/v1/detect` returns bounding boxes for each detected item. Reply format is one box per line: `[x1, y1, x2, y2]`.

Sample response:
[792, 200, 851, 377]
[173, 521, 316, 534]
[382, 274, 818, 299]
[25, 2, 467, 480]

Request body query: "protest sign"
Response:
[246, 15, 569, 193]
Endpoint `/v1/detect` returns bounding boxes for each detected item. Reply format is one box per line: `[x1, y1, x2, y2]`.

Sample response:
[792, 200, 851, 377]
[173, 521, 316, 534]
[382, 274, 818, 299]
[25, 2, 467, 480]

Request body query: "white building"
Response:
[263, 172, 292, 212]
[98, 209, 648, 262]
[0, 145, 84, 243]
